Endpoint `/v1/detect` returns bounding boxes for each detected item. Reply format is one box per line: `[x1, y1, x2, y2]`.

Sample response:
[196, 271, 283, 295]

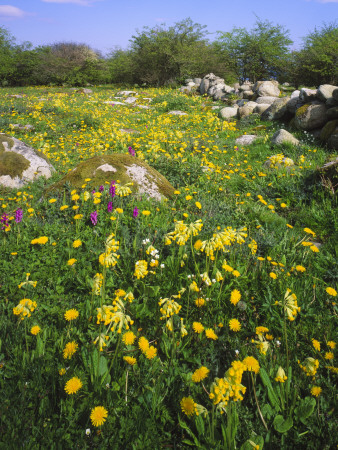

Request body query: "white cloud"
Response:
[41, 0, 97, 5]
[0, 5, 28, 17]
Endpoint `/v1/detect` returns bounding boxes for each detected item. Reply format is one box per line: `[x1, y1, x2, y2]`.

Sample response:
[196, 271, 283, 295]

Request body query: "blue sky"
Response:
[0, 0, 337, 55]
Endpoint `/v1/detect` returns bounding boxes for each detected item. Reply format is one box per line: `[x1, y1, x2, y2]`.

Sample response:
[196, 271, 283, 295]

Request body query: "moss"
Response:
[320, 120, 338, 141]
[47, 154, 175, 199]
[295, 103, 311, 117]
[0, 152, 30, 178]
[0, 135, 15, 153]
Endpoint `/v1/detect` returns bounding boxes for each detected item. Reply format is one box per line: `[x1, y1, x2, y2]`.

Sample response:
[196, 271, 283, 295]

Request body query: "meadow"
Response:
[0, 85, 337, 449]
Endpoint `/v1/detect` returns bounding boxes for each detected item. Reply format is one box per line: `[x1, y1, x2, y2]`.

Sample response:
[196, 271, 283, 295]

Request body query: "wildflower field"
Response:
[0, 85, 337, 449]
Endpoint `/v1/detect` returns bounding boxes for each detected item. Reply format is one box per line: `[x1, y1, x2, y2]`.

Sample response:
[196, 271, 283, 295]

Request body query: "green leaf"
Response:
[273, 415, 293, 433]
[259, 368, 281, 411]
[294, 397, 316, 424]
[240, 435, 264, 450]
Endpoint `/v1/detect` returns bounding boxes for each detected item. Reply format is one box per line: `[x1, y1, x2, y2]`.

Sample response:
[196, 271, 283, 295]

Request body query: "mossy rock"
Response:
[48, 154, 175, 200]
[0, 133, 55, 188]
[320, 120, 338, 141]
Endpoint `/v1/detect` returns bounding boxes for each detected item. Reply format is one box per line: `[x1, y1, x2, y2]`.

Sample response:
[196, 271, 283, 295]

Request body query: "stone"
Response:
[299, 88, 317, 102]
[242, 90, 254, 99]
[255, 81, 280, 97]
[136, 105, 151, 109]
[180, 86, 192, 94]
[119, 128, 140, 134]
[104, 101, 125, 105]
[238, 101, 257, 118]
[317, 84, 338, 102]
[78, 88, 92, 94]
[326, 97, 338, 108]
[8, 94, 24, 98]
[254, 104, 271, 114]
[295, 102, 328, 130]
[219, 107, 238, 120]
[271, 129, 300, 146]
[199, 78, 210, 95]
[10, 124, 35, 131]
[326, 107, 338, 120]
[320, 120, 338, 141]
[0, 134, 54, 188]
[261, 97, 290, 121]
[48, 154, 175, 200]
[287, 97, 304, 115]
[236, 99, 248, 107]
[239, 84, 253, 91]
[124, 97, 138, 104]
[235, 135, 258, 146]
[290, 90, 300, 99]
[256, 96, 277, 105]
[117, 91, 138, 96]
[333, 88, 338, 101]
[193, 78, 202, 86]
[168, 111, 188, 115]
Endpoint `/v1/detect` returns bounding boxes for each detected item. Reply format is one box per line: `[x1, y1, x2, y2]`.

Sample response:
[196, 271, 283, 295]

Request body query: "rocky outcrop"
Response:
[271, 129, 300, 146]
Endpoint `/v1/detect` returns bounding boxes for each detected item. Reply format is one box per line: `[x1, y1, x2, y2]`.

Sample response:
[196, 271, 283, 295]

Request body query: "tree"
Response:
[0, 27, 16, 85]
[215, 19, 293, 83]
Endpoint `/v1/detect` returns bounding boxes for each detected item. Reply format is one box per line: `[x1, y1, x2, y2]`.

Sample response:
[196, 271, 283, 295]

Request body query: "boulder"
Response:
[118, 91, 138, 96]
[287, 97, 304, 115]
[326, 97, 338, 108]
[256, 96, 277, 105]
[219, 107, 238, 120]
[333, 88, 338, 101]
[0, 134, 54, 188]
[48, 154, 175, 200]
[261, 97, 290, 121]
[326, 107, 338, 120]
[193, 78, 202, 86]
[320, 120, 338, 142]
[124, 97, 138, 104]
[168, 110, 188, 115]
[295, 102, 328, 130]
[236, 99, 249, 107]
[242, 90, 254, 99]
[179, 86, 192, 94]
[271, 129, 300, 146]
[239, 84, 253, 91]
[77, 88, 92, 94]
[255, 81, 280, 97]
[290, 90, 300, 99]
[199, 78, 210, 95]
[299, 88, 317, 102]
[235, 135, 258, 146]
[317, 84, 338, 102]
[238, 101, 257, 118]
[254, 104, 271, 114]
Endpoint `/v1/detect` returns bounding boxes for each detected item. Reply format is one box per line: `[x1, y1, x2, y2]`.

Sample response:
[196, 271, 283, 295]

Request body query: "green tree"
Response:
[215, 18, 293, 83]
[0, 27, 16, 85]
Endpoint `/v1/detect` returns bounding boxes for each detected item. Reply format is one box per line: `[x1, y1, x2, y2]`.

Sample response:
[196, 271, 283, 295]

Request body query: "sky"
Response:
[0, 0, 337, 55]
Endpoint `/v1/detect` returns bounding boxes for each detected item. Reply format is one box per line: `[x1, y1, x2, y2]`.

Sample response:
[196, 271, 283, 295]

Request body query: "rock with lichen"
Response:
[0, 133, 54, 188]
[47, 154, 175, 200]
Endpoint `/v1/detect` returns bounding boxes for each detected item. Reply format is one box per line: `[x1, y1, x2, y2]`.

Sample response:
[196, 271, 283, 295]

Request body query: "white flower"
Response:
[86, 429, 91, 436]
[276, 340, 281, 347]
[235, 349, 239, 355]
[160, 264, 165, 268]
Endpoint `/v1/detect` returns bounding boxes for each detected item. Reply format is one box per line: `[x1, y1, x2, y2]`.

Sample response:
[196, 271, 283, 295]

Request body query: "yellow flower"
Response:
[312, 339, 320, 351]
[310, 386, 322, 397]
[13, 298, 37, 320]
[256, 326, 269, 336]
[72, 239, 82, 248]
[326, 287, 337, 297]
[275, 366, 287, 383]
[63, 341, 78, 359]
[229, 318, 241, 332]
[60, 205, 69, 211]
[232, 270, 240, 277]
[31, 236, 48, 245]
[327, 341, 336, 349]
[90, 406, 108, 427]
[269, 272, 277, 279]
[138, 337, 149, 353]
[243, 356, 260, 374]
[310, 245, 319, 253]
[31, 325, 41, 335]
[73, 214, 83, 220]
[64, 376, 83, 395]
[195, 201, 202, 209]
[180, 397, 197, 417]
[324, 352, 334, 360]
[59, 368, 66, 376]
[123, 356, 137, 365]
[71, 194, 80, 202]
[296, 265, 306, 272]
[122, 331, 136, 346]
[298, 357, 319, 376]
[195, 297, 205, 307]
[64, 309, 79, 321]
[230, 289, 241, 306]
[304, 227, 316, 237]
[192, 322, 204, 334]
[145, 346, 157, 359]
[142, 210, 151, 216]
[192, 366, 209, 382]
[67, 258, 77, 266]
[115, 208, 123, 214]
[205, 328, 218, 340]
[134, 260, 148, 279]
[49, 198, 57, 204]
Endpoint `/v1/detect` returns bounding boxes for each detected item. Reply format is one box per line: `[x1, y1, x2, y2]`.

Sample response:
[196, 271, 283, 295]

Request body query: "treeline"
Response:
[0, 18, 337, 87]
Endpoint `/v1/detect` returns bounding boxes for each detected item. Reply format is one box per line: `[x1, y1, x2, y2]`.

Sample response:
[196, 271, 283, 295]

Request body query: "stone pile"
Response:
[180, 74, 338, 149]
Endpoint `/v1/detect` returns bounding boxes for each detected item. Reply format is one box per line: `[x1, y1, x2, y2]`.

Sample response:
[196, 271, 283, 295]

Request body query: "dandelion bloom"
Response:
[123, 356, 137, 365]
[180, 397, 196, 417]
[142, 210, 151, 216]
[269, 272, 277, 279]
[310, 245, 319, 253]
[243, 356, 260, 374]
[73, 214, 83, 220]
[192, 322, 204, 334]
[275, 366, 287, 383]
[90, 406, 108, 427]
[229, 318, 241, 332]
[304, 227, 316, 237]
[31, 236, 48, 245]
[59, 368, 66, 376]
[195, 201, 202, 209]
[312, 339, 321, 351]
[192, 366, 209, 383]
[326, 287, 337, 297]
[60, 205, 69, 211]
[63, 341, 78, 359]
[230, 289, 241, 306]
[195, 298, 205, 307]
[31, 325, 41, 335]
[122, 331, 136, 346]
[64, 309, 79, 321]
[310, 386, 322, 397]
[49, 198, 57, 204]
[138, 337, 149, 353]
[232, 270, 240, 277]
[72, 239, 82, 248]
[145, 346, 157, 359]
[64, 377, 83, 395]
[296, 265, 306, 272]
[327, 341, 336, 349]
[67, 258, 77, 266]
[324, 352, 334, 360]
[256, 326, 269, 336]
[205, 328, 218, 340]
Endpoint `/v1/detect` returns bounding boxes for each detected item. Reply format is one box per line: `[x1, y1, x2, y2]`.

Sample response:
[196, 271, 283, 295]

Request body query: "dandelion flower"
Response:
[230, 289, 241, 306]
[63, 341, 78, 359]
[296, 265, 306, 272]
[324, 352, 334, 360]
[145, 346, 157, 359]
[123, 356, 137, 365]
[195, 298, 205, 307]
[256, 326, 269, 336]
[326, 287, 337, 297]
[310, 386, 322, 397]
[327, 341, 336, 349]
[138, 337, 149, 353]
[232, 270, 240, 278]
[229, 318, 241, 332]
[72, 239, 82, 248]
[180, 397, 196, 417]
[64, 309, 79, 321]
[31, 325, 41, 335]
[192, 322, 204, 334]
[64, 377, 83, 395]
[67, 258, 77, 266]
[269, 272, 277, 279]
[205, 328, 218, 340]
[90, 406, 108, 427]
[312, 339, 321, 351]
[192, 366, 209, 383]
[122, 331, 136, 346]
[243, 356, 260, 374]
